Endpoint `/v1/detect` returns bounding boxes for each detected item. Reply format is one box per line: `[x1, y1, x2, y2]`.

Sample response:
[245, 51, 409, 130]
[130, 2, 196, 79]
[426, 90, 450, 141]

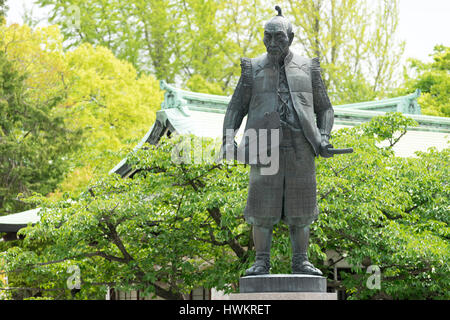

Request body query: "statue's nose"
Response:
[270, 36, 276, 46]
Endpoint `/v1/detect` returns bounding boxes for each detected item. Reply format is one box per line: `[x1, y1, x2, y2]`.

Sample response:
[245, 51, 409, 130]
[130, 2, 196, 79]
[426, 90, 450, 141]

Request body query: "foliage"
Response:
[185, 74, 226, 96]
[315, 113, 449, 299]
[36, 0, 404, 101]
[0, 0, 7, 23]
[54, 43, 163, 196]
[0, 24, 67, 109]
[0, 25, 81, 216]
[286, 0, 404, 104]
[0, 23, 163, 200]
[36, 0, 268, 95]
[398, 45, 450, 117]
[1, 113, 448, 300]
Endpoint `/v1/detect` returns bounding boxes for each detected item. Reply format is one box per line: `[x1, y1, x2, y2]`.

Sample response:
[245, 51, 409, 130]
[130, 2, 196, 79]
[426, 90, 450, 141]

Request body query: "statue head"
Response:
[263, 6, 294, 62]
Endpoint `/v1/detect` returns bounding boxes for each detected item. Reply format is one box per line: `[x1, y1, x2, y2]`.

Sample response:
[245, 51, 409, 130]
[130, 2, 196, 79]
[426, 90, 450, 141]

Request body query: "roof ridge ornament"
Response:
[160, 80, 190, 117]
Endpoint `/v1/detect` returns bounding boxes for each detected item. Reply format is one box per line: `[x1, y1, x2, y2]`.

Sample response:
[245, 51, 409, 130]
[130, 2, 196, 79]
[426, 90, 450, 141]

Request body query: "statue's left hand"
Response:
[319, 138, 333, 158]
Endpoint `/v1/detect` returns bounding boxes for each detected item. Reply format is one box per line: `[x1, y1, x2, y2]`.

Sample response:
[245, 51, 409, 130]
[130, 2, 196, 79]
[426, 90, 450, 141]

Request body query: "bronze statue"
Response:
[222, 6, 336, 276]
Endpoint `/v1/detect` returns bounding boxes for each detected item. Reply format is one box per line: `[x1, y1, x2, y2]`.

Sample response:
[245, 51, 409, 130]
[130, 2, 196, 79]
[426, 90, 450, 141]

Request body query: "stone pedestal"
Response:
[226, 292, 337, 300]
[213, 274, 337, 300]
[240, 274, 326, 293]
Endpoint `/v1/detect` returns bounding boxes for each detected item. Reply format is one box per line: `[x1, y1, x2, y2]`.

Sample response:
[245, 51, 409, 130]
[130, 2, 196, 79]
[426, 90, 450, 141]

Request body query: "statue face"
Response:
[263, 20, 292, 60]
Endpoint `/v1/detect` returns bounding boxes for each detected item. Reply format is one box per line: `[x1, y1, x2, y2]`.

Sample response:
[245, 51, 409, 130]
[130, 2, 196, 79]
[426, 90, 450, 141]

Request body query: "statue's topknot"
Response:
[265, 5, 293, 36]
[275, 5, 283, 16]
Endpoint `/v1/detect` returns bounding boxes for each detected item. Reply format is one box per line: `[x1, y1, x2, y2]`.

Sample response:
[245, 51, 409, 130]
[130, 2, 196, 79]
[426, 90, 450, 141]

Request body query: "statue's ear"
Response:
[289, 32, 294, 45]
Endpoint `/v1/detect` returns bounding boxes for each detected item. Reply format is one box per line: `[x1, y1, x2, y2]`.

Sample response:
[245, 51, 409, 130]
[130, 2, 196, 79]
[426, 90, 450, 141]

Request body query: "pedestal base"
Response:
[239, 274, 327, 293]
[226, 292, 337, 300]
[211, 274, 337, 300]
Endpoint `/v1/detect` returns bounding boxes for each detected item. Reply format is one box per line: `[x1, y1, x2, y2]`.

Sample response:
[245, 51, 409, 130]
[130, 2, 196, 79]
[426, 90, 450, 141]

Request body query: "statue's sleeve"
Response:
[222, 58, 252, 146]
[311, 57, 334, 139]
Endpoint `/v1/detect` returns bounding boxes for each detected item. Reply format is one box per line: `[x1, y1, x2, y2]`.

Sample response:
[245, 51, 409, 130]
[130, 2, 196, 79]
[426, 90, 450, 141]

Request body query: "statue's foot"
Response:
[245, 262, 270, 276]
[245, 253, 270, 276]
[292, 258, 323, 276]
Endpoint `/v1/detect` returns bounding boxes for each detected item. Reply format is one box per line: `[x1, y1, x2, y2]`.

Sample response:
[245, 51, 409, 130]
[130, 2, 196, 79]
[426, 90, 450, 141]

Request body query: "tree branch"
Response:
[207, 207, 247, 260]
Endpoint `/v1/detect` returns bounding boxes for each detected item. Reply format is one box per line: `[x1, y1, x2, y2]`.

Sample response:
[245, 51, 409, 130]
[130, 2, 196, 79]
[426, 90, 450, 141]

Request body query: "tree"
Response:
[36, 0, 267, 94]
[0, 23, 164, 199]
[0, 26, 81, 216]
[0, 22, 162, 298]
[314, 114, 449, 299]
[36, 0, 404, 101]
[286, 0, 404, 103]
[53, 43, 164, 196]
[1, 113, 448, 300]
[398, 45, 449, 117]
[0, 0, 7, 22]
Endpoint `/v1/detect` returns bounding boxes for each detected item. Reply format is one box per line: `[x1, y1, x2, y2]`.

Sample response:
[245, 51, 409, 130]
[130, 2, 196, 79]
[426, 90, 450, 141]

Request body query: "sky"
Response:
[4, 0, 450, 62]
[396, 0, 449, 61]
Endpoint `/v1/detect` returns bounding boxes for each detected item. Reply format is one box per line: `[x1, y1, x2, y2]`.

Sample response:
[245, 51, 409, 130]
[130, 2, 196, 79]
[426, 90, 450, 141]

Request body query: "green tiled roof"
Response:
[336, 90, 421, 114]
[160, 81, 423, 114]
[158, 81, 449, 133]
[0, 208, 40, 233]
